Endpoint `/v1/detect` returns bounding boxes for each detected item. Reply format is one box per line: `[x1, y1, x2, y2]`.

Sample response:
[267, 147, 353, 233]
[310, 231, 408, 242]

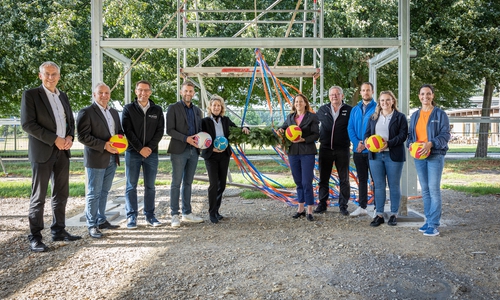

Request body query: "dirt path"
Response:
[1, 183, 499, 299]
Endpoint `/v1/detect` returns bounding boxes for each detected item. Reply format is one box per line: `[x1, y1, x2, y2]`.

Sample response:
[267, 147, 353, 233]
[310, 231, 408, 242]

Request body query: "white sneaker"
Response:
[182, 213, 204, 223]
[171, 215, 180, 228]
[350, 206, 368, 217]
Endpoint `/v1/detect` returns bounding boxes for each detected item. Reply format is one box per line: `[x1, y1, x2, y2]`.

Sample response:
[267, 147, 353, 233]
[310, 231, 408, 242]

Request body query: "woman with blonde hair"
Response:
[201, 95, 249, 224]
[364, 91, 408, 227]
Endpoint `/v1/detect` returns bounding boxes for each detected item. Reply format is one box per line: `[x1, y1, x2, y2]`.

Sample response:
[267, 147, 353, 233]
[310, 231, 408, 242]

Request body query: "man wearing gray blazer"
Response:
[21, 61, 82, 252]
[166, 81, 204, 228]
[77, 82, 122, 238]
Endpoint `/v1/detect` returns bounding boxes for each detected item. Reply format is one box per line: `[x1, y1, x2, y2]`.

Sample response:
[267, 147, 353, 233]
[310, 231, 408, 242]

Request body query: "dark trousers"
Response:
[29, 147, 69, 241]
[318, 147, 351, 209]
[353, 152, 371, 209]
[204, 152, 230, 217]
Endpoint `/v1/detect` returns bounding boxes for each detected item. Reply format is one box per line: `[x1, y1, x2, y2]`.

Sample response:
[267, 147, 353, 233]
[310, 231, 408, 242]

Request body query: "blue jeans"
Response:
[289, 154, 316, 206]
[85, 156, 117, 228]
[369, 152, 404, 215]
[170, 146, 199, 216]
[414, 154, 445, 229]
[125, 151, 158, 219]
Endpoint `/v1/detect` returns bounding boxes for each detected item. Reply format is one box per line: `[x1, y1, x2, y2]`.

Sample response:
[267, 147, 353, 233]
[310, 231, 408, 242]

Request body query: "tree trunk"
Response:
[475, 79, 494, 158]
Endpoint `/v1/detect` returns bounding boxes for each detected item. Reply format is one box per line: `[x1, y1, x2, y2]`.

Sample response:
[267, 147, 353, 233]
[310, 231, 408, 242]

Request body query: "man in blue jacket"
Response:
[348, 82, 377, 217]
[314, 86, 352, 216]
[122, 80, 165, 229]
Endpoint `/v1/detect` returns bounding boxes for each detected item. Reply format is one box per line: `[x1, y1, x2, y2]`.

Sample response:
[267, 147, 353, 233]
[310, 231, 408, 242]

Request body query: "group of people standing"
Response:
[279, 82, 450, 238]
[21, 62, 248, 252]
[20, 61, 449, 252]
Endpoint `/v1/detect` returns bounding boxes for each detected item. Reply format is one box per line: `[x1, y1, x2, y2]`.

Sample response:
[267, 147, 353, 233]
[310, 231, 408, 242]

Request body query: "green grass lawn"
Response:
[1, 155, 499, 198]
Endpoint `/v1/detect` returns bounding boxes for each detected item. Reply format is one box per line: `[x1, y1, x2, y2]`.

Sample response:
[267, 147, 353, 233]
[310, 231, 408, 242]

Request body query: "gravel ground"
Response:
[1, 179, 499, 299]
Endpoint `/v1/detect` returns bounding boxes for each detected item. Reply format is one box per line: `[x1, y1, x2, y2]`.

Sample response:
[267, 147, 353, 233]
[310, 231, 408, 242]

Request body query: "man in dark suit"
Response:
[21, 61, 82, 252]
[76, 82, 122, 239]
[166, 81, 204, 228]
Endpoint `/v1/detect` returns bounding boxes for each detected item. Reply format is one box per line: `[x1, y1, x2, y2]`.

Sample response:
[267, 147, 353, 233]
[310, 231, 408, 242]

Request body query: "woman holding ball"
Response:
[407, 84, 450, 236]
[278, 94, 320, 221]
[364, 91, 408, 227]
[201, 95, 249, 224]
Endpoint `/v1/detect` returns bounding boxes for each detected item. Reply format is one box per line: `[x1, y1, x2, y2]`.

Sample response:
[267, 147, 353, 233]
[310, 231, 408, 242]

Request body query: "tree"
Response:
[0, 1, 92, 115]
[410, 0, 500, 157]
[1, 0, 498, 134]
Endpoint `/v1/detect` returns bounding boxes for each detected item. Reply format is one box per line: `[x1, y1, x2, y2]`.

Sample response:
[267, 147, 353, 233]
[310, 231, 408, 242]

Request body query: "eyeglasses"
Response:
[136, 89, 151, 93]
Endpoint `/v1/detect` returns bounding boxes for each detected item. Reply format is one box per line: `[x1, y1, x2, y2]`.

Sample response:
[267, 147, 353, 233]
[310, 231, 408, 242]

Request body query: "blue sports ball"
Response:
[214, 136, 228, 151]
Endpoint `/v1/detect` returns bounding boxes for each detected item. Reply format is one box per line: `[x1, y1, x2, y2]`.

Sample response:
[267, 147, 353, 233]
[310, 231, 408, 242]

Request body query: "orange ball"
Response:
[109, 134, 128, 154]
[409, 141, 430, 159]
[285, 125, 302, 142]
[365, 134, 385, 153]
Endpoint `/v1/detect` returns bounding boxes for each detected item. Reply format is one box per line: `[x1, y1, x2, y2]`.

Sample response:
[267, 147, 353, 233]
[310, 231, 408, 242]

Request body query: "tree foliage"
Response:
[0, 1, 92, 115]
[0, 0, 498, 127]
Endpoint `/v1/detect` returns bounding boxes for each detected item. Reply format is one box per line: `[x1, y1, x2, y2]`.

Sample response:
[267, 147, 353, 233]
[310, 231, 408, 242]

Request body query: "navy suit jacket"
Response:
[76, 102, 123, 168]
[21, 85, 74, 163]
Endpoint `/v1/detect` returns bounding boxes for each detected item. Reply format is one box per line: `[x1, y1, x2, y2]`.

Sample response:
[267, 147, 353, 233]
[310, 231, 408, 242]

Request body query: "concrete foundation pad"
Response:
[67, 196, 143, 227]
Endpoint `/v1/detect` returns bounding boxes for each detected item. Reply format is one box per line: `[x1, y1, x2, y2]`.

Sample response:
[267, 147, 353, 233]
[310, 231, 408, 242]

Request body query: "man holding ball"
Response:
[77, 82, 122, 238]
[166, 81, 204, 228]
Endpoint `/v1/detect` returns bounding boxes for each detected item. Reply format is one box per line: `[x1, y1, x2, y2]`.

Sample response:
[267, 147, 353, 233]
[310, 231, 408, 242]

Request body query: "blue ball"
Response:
[214, 136, 228, 151]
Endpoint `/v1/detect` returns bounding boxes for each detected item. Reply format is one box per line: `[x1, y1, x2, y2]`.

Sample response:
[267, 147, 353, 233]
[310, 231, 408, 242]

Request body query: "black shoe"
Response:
[88, 227, 103, 239]
[216, 213, 224, 221]
[98, 220, 120, 230]
[292, 211, 306, 219]
[313, 204, 327, 214]
[209, 215, 219, 224]
[370, 215, 385, 227]
[307, 214, 314, 221]
[388, 215, 397, 226]
[30, 240, 48, 252]
[52, 230, 82, 241]
[340, 208, 350, 216]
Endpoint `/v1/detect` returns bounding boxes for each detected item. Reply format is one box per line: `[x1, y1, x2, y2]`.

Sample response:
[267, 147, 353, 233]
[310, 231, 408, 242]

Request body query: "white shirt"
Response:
[375, 112, 393, 151]
[211, 115, 224, 137]
[42, 85, 66, 138]
[95, 102, 115, 136]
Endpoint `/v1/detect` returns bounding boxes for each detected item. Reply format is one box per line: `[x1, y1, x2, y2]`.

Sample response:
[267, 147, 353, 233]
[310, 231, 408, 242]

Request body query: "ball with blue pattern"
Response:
[214, 136, 229, 151]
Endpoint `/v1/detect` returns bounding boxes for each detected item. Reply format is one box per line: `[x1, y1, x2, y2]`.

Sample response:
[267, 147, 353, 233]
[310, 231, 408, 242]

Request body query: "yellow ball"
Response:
[285, 125, 302, 142]
[109, 134, 128, 154]
[409, 141, 430, 159]
[365, 134, 385, 153]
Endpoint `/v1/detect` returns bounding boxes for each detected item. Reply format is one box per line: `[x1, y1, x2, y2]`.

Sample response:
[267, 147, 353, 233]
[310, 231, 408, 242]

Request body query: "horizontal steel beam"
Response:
[100, 38, 401, 49]
[181, 66, 320, 78]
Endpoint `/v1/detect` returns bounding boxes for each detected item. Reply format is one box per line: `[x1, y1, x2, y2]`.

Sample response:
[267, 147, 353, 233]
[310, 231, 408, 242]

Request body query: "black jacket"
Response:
[76, 103, 123, 168]
[279, 111, 319, 155]
[122, 99, 165, 153]
[317, 103, 352, 149]
[201, 116, 237, 159]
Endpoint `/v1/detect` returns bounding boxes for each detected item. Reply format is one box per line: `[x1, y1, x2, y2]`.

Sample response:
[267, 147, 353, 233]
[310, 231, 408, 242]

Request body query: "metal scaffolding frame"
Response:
[91, 0, 417, 210]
